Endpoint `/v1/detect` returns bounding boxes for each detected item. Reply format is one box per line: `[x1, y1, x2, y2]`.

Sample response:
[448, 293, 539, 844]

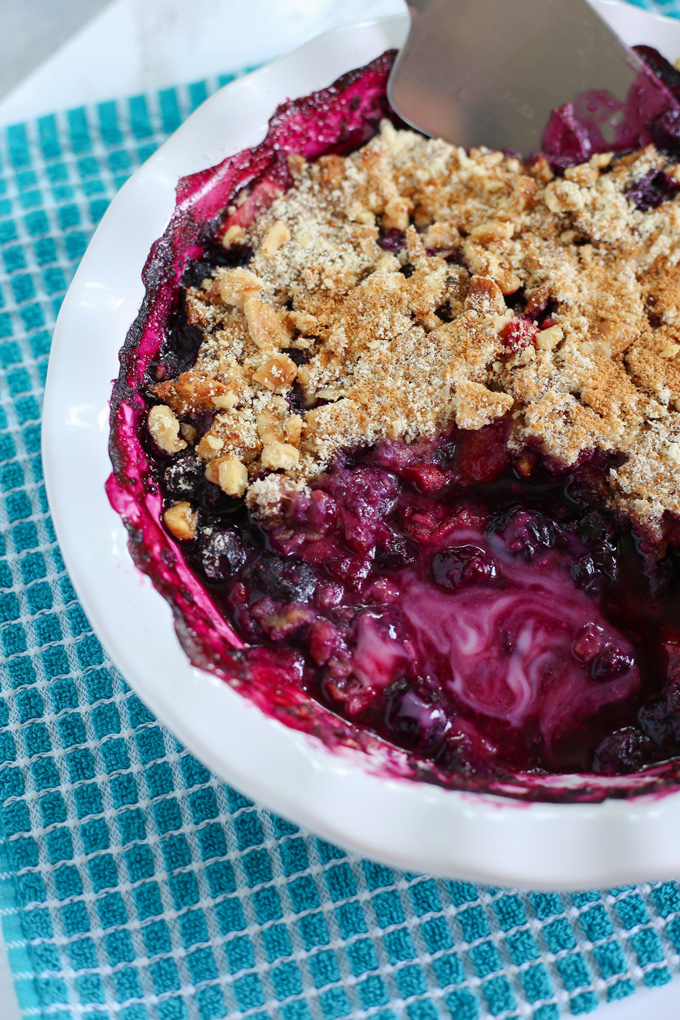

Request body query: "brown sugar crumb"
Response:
[148, 121, 680, 533]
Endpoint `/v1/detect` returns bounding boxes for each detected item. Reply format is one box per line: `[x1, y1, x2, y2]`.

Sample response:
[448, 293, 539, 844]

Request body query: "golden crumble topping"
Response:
[149, 121, 680, 533]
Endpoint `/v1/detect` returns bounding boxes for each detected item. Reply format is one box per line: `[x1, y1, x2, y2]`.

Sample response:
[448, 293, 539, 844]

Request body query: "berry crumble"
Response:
[109, 48, 680, 800]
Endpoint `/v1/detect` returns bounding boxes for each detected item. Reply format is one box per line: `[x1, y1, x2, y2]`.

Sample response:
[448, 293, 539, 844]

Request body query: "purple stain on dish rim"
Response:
[108, 48, 680, 803]
[542, 44, 680, 172]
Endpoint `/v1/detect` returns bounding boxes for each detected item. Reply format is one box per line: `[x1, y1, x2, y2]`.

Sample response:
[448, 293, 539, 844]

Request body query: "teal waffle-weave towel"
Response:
[3, 6, 680, 1018]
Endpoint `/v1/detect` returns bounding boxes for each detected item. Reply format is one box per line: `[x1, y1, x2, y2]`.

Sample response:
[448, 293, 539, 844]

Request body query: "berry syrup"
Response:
[108, 49, 680, 801]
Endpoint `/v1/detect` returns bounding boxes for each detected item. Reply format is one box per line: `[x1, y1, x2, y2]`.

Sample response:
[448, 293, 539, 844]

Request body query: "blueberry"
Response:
[287, 349, 311, 366]
[542, 102, 592, 171]
[638, 674, 680, 746]
[590, 643, 634, 681]
[570, 555, 598, 588]
[378, 229, 406, 254]
[180, 240, 253, 287]
[251, 556, 317, 602]
[163, 451, 203, 500]
[375, 534, 415, 571]
[432, 545, 497, 590]
[570, 513, 618, 588]
[592, 727, 651, 776]
[200, 478, 239, 516]
[626, 169, 680, 212]
[163, 316, 204, 375]
[384, 680, 450, 752]
[647, 558, 678, 603]
[197, 527, 246, 581]
[488, 507, 555, 559]
[638, 699, 675, 746]
[577, 510, 610, 546]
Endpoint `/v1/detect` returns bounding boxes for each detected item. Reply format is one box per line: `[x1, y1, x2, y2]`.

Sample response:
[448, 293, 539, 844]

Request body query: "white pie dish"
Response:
[43, 2, 680, 889]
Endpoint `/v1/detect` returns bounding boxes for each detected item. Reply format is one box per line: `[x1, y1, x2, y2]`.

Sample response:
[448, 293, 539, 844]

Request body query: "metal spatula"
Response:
[387, 0, 645, 154]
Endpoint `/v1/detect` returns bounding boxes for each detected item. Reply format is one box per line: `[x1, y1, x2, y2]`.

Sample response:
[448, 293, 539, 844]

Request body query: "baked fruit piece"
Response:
[109, 49, 680, 800]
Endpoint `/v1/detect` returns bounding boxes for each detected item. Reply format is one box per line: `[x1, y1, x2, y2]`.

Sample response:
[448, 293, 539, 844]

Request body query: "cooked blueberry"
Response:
[188, 409, 217, 434]
[163, 451, 204, 500]
[590, 644, 634, 681]
[432, 546, 497, 590]
[251, 556, 317, 602]
[164, 314, 204, 375]
[633, 46, 680, 157]
[181, 241, 253, 286]
[488, 507, 555, 559]
[592, 727, 651, 776]
[570, 555, 598, 588]
[375, 534, 415, 571]
[384, 680, 449, 751]
[577, 510, 609, 545]
[197, 527, 246, 581]
[378, 228, 406, 253]
[541, 103, 593, 171]
[626, 169, 680, 212]
[287, 348, 311, 366]
[646, 558, 678, 603]
[199, 480, 240, 516]
[638, 699, 676, 746]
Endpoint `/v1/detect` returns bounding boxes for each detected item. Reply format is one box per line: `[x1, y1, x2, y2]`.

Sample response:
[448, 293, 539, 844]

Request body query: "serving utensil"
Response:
[388, 0, 645, 154]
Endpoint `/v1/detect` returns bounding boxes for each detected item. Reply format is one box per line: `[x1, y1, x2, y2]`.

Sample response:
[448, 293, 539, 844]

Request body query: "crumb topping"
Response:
[149, 121, 680, 532]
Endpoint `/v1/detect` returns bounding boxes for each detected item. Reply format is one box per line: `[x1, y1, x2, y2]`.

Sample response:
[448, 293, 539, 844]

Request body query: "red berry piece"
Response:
[401, 464, 449, 493]
[457, 421, 511, 482]
[500, 319, 538, 355]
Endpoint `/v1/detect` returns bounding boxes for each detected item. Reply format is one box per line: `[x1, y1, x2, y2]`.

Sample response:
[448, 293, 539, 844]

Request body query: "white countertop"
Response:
[0, 2, 678, 1018]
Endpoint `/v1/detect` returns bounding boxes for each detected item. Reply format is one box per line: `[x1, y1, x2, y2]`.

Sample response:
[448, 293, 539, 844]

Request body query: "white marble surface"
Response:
[0, 1, 679, 1018]
[0, 0, 111, 101]
[0, 0, 404, 129]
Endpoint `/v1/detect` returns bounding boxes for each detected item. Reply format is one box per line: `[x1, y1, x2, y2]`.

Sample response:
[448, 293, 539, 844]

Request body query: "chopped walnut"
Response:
[252, 353, 298, 391]
[382, 195, 412, 231]
[469, 220, 514, 243]
[564, 164, 599, 187]
[424, 221, 459, 249]
[217, 267, 264, 307]
[222, 224, 245, 246]
[261, 442, 300, 470]
[544, 179, 585, 213]
[163, 501, 197, 541]
[213, 392, 238, 410]
[180, 423, 198, 444]
[535, 325, 564, 351]
[244, 296, 294, 349]
[284, 414, 303, 446]
[148, 405, 186, 454]
[465, 275, 506, 314]
[261, 220, 291, 256]
[205, 455, 248, 497]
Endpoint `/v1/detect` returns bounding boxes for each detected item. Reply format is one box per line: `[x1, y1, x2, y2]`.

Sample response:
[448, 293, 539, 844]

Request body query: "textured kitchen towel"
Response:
[3, 7, 680, 1019]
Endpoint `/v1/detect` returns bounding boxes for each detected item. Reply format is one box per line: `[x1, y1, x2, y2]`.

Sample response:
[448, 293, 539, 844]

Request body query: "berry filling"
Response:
[153, 419, 680, 781]
[108, 47, 680, 801]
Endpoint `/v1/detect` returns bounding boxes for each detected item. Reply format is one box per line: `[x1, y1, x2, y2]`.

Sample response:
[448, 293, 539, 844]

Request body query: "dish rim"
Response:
[43, 3, 680, 889]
